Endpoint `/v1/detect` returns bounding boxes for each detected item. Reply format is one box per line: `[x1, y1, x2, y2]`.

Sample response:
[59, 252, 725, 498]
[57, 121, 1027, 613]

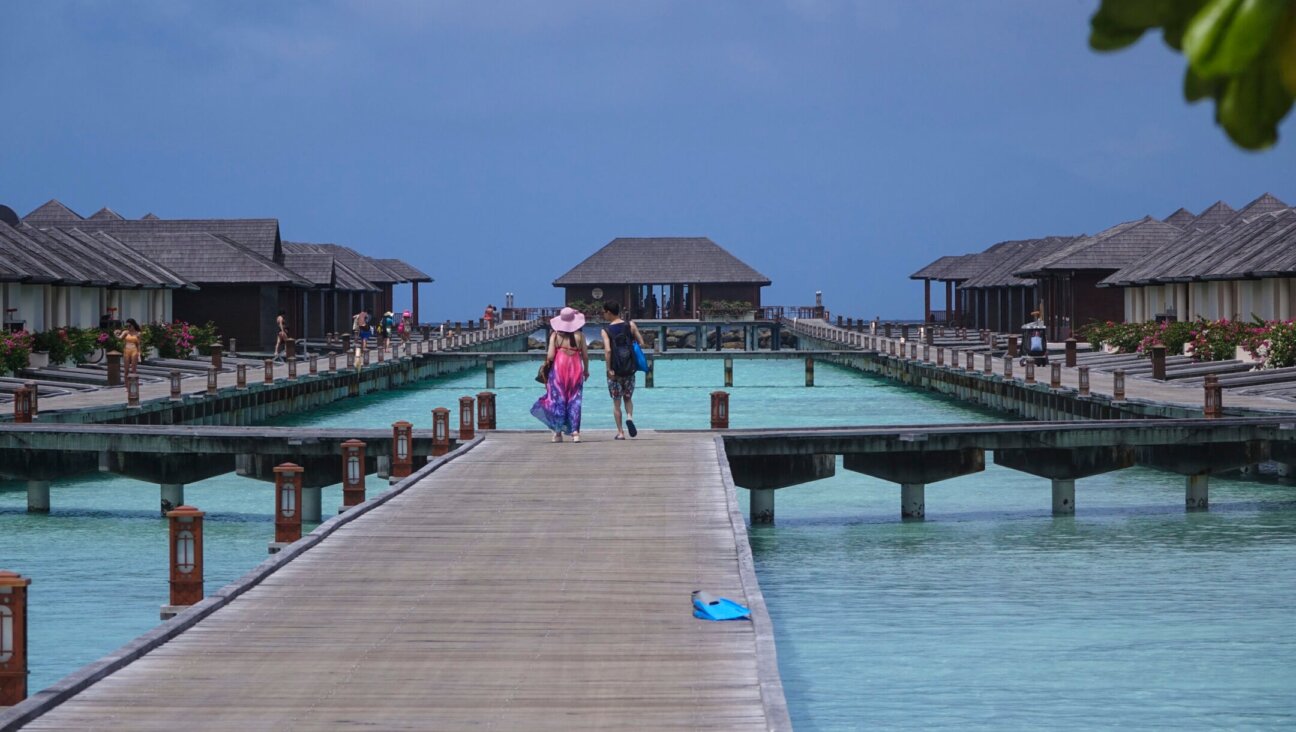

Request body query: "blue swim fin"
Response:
[692, 590, 750, 621]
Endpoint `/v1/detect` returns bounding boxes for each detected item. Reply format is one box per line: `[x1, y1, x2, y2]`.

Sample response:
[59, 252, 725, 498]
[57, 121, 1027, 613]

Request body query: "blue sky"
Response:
[3, 0, 1294, 320]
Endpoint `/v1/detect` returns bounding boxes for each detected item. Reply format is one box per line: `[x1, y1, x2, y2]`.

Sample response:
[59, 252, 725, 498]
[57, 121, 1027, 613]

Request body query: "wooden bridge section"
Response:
[6, 432, 788, 731]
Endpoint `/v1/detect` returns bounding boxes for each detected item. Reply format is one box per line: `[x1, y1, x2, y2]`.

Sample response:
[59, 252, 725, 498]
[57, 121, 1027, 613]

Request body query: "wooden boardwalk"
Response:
[14, 432, 788, 731]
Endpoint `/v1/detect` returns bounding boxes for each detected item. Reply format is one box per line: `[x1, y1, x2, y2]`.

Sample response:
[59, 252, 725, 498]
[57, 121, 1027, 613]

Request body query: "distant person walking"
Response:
[378, 311, 394, 350]
[116, 318, 142, 380]
[273, 310, 289, 362]
[353, 308, 370, 367]
[484, 304, 497, 330]
[601, 301, 645, 440]
[399, 310, 412, 344]
[531, 307, 589, 442]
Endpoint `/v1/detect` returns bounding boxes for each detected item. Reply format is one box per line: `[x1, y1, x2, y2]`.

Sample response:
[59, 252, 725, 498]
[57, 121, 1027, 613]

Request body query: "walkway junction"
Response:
[3, 312, 1296, 729]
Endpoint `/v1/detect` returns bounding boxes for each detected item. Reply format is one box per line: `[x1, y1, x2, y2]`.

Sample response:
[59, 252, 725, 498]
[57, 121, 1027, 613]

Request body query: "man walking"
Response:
[600, 301, 645, 440]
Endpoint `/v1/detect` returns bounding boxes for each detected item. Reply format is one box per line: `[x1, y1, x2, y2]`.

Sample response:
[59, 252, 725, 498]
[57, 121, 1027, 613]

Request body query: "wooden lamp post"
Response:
[458, 396, 475, 441]
[711, 391, 729, 429]
[341, 440, 366, 508]
[391, 422, 412, 479]
[432, 408, 450, 457]
[126, 375, 140, 408]
[12, 388, 31, 424]
[0, 570, 31, 705]
[273, 463, 303, 546]
[477, 392, 497, 430]
[166, 506, 205, 610]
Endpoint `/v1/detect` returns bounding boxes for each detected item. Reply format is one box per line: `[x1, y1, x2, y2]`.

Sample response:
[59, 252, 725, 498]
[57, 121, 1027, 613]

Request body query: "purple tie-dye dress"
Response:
[531, 342, 583, 434]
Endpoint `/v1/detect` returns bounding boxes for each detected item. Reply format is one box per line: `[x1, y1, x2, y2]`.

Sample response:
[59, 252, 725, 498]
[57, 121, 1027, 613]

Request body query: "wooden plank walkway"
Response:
[15, 431, 788, 731]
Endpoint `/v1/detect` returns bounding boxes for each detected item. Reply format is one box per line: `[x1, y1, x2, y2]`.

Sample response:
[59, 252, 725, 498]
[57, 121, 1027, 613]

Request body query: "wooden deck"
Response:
[13, 431, 788, 731]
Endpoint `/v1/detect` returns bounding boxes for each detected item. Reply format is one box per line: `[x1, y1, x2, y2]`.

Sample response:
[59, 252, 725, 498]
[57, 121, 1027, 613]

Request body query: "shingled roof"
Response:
[282, 242, 380, 292]
[960, 237, 1083, 289]
[910, 255, 966, 280]
[1102, 208, 1296, 287]
[102, 230, 309, 286]
[1228, 192, 1288, 223]
[1191, 201, 1237, 230]
[24, 199, 83, 223]
[59, 218, 284, 261]
[0, 222, 191, 288]
[554, 237, 770, 286]
[1015, 217, 1184, 276]
[88, 207, 125, 221]
[1163, 208, 1196, 227]
[376, 258, 433, 283]
[289, 243, 405, 284]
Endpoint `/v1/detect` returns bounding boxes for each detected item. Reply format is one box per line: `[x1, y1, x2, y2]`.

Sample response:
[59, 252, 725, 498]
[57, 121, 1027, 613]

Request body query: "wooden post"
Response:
[0, 570, 32, 705]
[207, 366, 218, 395]
[1003, 356, 1013, 380]
[1151, 344, 1167, 380]
[210, 343, 223, 370]
[21, 382, 37, 417]
[1079, 366, 1090, 396]
[1065, 338, 1076, 367]
[166, 506, 205, 608]
[236, 363, 247, 389]
[805, 357, 814, 387]
[391, 422, 413, 478]
[724, 357, 733, 387]
[273, 463, 303, 546]
[170, 371, 182, 400]
[1007, 335, 1018, 358]
[458, 396, 475, 440]
[264, 359, 274, 384]
[126, 376, 140, 408]
[1050, 362, 1061, 389]
[645, 357, 654, 387]
[1204, 374, 1222, 418]
[1113, 369, 1126, 401]
[710, 391, 729, 429]
[431, 407, 450, 457]
[1025, 360, 1035, 384]
[477, 392, 497, 430]
[341, 440, 366, 509]
[12, 387, 31, 424]
[106, 350, 122, 386]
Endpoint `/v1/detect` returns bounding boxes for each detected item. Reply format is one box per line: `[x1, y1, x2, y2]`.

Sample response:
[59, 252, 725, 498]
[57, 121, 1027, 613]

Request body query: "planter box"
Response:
[28, 351, 49, 369]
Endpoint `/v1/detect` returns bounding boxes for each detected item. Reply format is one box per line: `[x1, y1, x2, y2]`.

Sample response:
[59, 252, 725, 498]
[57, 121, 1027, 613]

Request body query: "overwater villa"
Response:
[1, 200, 430, 350]
[912, 193, 1295, 340]
[553, 236, 770, 320]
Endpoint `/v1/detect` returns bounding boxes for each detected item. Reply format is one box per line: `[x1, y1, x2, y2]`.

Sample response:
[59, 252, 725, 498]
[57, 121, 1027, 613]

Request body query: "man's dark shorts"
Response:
[607, 374, 635, 400]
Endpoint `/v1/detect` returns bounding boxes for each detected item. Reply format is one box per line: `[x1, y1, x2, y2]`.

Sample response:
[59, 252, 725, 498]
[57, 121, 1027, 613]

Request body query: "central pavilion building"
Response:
[553, 237, 770, 319]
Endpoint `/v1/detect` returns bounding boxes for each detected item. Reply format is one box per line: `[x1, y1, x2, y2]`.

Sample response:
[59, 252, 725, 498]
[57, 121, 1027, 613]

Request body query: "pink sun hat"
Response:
[550, 307, 586, 333]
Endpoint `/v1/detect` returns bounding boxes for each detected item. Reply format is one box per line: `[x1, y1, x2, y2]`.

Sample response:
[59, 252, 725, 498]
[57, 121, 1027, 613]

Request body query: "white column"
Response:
[1186, 474, 1209, 511]
[1051, 478, 1075, 516]
[28, 480, 51, 513]
[160, 483, 184, 515]
[901, 483, 925, 520]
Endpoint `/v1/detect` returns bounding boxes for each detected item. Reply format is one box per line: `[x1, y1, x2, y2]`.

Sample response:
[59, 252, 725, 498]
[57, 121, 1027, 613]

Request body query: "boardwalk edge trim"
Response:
[713, 435, 793, 732]
[0, 436, 486, 732]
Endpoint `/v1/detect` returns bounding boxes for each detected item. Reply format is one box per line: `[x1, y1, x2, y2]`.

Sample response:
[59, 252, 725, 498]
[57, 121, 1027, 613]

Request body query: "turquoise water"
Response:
[2, 358, 1294, 729]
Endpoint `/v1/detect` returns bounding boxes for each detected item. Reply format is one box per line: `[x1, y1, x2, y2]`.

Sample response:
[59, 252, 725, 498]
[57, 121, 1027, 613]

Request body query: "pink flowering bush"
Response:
[1245, 319, 1296, 369]
[142, 320, 218, 359]
[1186, 318, 1253, 362]
[0, 330, 34, 375]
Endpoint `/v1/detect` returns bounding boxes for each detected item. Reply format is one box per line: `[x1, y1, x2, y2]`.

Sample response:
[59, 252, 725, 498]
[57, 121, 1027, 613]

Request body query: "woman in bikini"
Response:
[530, 307, 590, 442]
[117, 319, 142, 380]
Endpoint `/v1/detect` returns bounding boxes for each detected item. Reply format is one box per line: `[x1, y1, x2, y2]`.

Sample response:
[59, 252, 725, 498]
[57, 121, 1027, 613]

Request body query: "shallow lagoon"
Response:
[2, 358, 1294, 729]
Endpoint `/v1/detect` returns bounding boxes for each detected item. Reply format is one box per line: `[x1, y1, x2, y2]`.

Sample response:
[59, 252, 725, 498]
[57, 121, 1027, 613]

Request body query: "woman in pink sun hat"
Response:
[531, 307, 590, 442]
